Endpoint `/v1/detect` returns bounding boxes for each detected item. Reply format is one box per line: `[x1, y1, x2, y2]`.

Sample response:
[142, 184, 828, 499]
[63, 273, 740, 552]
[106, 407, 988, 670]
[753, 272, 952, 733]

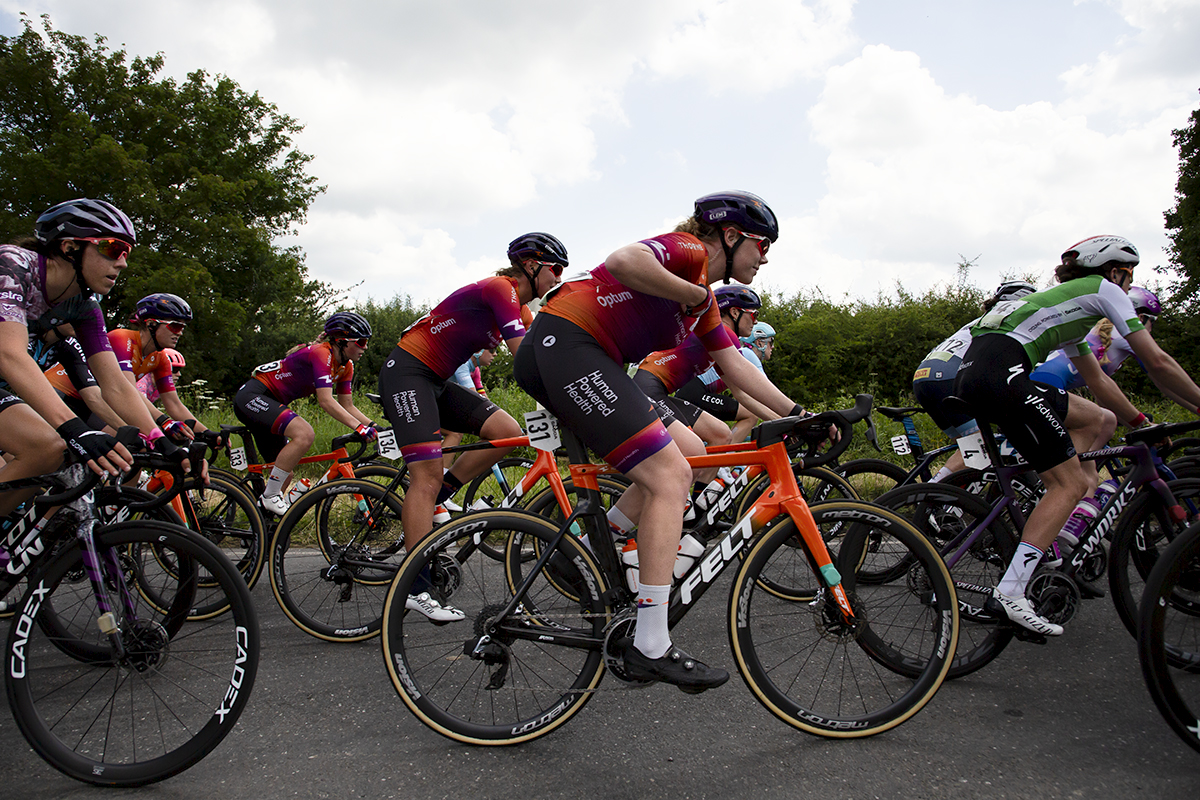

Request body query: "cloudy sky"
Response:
[3, 0, 1198, 308]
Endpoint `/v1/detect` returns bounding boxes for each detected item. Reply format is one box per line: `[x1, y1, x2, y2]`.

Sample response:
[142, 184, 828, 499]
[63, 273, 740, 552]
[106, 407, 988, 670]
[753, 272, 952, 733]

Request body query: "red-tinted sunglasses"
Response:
[352, 337, 370, 347]
[533, 260, 564, 277]
[150, 320, 187, 334]
[75, 237, 132, 261]
[736, 230, 770, 257]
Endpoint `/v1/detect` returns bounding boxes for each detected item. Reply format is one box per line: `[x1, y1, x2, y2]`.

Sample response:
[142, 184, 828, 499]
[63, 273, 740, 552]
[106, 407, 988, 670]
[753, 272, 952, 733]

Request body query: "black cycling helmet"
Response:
[694, 191, 778, 284]
[35, 198, 137, 297]
[324, 311, 373, 340]
[507, 232, 568, 298]
[132, 293, 193, 324]
[715, 284, 762, 311]
[992, 280, 1037, 303]
[507, 232, 569, 269]
[35, 198, 137, 246]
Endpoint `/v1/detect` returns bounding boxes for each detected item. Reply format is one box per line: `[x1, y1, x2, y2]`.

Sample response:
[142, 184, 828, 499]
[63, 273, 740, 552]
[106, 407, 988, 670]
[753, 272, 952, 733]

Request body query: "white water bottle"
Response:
[673, 533, 706, 580]
[621, 539, 640, 593]
[286, 478, 313, 504]
[1058, 496, 1101, 547]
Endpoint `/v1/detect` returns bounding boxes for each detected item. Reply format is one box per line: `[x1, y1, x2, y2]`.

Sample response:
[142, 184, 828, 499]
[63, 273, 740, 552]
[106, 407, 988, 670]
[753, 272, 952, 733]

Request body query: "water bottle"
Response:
[695, 478, 727, 511]
[621, 539, 640, 593]
[673, 533, 706, 580]
[1058, 496, 1102, 547]
[357, 499, 370, 514]
[286, 478, 313, 504]
[1093, 478, 1119, 506]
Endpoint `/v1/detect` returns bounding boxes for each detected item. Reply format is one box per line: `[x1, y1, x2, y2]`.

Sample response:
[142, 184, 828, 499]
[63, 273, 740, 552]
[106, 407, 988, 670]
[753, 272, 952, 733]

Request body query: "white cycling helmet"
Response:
[1061, 235, 1139, 271]
[742, 321, 776, 345]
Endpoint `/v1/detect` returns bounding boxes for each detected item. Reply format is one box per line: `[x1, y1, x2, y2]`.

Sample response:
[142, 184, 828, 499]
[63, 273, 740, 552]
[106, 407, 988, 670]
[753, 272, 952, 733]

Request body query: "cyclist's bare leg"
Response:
[440, 430, 463, 470]
[0, 405, 65, 516]
[613, 419, 713, 528]
[442, 408, 520, 486]
[621, 442, 693, 585]
[693, 410, 732, 450]
[267, 415, 315, 494]
[402, 457, 442, 550]
[1065, 393, 1116, 493]
[729, 404, 757, 445]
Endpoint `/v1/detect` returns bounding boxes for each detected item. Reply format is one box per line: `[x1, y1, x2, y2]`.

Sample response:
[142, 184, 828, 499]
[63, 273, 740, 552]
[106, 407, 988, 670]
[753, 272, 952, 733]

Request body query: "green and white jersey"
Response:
[970, 276, 1143, 366]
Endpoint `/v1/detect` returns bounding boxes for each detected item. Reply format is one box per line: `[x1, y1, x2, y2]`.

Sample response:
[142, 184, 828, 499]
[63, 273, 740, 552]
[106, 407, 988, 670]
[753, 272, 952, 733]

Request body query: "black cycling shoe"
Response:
[622, 643, 730, 694]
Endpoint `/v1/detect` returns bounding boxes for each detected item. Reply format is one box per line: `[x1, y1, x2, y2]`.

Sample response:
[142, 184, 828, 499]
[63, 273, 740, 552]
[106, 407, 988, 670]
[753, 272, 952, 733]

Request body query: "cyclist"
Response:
[39, 331, 125, 432]
[514, 191, 808, 691]
[0, 198, 184, 515]
[912, 280, 1055, 481]
[1029, 287, 1169, 394]
[955, 236, 1200, 636]
[137, 347, 185, 403]
[742, 320, 776, 364]
[233, 311, 377, 515]
[111, 294, 221, 447]
[377, 232, 565, 621]
[442, 348, 495, 480]
[673, 313, 772, 445]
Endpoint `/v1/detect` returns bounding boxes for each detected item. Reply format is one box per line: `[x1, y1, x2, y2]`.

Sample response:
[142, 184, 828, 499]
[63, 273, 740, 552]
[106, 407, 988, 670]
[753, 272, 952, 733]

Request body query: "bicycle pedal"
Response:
[1011, 627, 1049, 645]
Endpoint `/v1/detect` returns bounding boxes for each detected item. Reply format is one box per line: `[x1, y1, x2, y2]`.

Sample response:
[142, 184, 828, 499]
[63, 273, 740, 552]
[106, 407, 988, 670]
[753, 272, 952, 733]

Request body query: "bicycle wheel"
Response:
[5, 521, 259, 787]
[835, 458, 909, 502]
[873, 482, 1017, 678]
[177, 474, 267, 617]
[729, 500, 957, 737]
[1138, 521, 1200, 754]
[381, 508, 610, 745]
[1109, 478, 1200, 638]
[731, 468, 859, 602]
[269, 477, 406, 641]
[461, 456, 535, 511]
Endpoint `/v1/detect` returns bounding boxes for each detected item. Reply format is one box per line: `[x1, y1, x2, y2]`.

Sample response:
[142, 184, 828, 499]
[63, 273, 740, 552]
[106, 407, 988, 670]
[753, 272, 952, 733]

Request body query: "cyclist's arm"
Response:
[157, 389, 214, 435]
[728, 383, 777, 421]
[604, 243, 709, 307]
[1071, 350, 1141, 424]
[712, 345, 795, 417]
[1123, 328, 1200, 412]
[78, 384, 126, 431]
[504, 335, 523, 355]
[0, 319, 82, 427]
[315, 386, 366, 430]
[89, 351, 169, 434]
[336, 392, 373, 426]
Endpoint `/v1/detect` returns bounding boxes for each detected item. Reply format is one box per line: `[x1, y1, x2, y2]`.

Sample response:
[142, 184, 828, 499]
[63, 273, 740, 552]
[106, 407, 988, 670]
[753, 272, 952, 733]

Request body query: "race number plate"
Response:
[227, 446, 248, 471]
[890, 434, 911, 456]
[376, 427, 402, 460]
[524, 409, 561, 452]
[956, 432, 990, 470]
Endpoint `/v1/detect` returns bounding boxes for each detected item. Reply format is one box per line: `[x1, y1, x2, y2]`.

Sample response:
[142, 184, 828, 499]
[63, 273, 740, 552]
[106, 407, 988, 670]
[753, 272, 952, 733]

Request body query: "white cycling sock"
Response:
[263, 466, 290, 498]
[632, 582, 671, 659]
[997, 542, 1044, 597]
[931, 466, 954, 483]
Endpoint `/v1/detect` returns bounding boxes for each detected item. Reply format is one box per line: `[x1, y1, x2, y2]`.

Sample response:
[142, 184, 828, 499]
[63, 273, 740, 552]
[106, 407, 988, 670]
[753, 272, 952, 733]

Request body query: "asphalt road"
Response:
[3, 573, 1199, 800]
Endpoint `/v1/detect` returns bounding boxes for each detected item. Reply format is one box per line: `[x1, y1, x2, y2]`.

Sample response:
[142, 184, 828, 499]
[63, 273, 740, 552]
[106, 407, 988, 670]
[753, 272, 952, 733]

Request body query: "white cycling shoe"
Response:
[406, 592, 465, 622]
[259, 492, 290, 517]
[988, 589, 1063, 636]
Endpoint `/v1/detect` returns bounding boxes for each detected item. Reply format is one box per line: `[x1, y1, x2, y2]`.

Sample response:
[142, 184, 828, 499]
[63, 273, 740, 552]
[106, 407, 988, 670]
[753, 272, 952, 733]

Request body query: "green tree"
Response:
[0, 14, 327, 392]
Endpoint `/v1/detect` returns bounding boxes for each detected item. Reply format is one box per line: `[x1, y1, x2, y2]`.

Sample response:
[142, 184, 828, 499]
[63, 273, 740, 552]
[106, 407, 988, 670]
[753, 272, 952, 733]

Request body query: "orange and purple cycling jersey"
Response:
[108, 328, 176, 396]
[636, 324, 739, 394]
[540, 233, 723, 364]
[399, 276, 527, 379]
[253, 341, 353, 405]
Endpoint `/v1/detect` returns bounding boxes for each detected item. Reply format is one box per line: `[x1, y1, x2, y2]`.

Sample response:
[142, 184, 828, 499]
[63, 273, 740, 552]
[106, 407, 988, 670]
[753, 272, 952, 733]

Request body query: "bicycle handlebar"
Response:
[1125, 418, 1200, 447]
[763, 393, 874, 468]
[331, 431, 371, 463]
[35, 427, 205, 510]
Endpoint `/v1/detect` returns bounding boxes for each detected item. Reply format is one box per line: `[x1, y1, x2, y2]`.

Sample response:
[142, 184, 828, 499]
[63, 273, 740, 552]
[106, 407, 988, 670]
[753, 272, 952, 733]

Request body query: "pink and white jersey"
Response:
[400, 276, 527, 379]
